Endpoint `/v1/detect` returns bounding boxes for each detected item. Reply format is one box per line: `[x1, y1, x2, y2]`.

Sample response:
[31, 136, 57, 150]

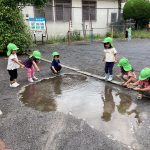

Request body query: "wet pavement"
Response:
[1, 39, 150, 150]
[0, 56, 128, 150]
[38, 39, 150, 76]
[20, 74, 141, 148]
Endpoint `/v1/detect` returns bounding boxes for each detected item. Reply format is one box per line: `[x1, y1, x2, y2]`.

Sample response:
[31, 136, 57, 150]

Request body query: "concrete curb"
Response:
[40, 57, 150, 98]
[41, 57, 122, 86]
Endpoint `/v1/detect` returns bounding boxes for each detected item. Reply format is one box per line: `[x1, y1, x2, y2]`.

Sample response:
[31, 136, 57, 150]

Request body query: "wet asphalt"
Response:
[0, 39, 150, 150]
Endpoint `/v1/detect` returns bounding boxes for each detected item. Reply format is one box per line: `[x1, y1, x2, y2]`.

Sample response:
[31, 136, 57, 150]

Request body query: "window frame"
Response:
[82, 0, 97, 21]
[111, 12, 117, 23]
[55, 0, 72, 22]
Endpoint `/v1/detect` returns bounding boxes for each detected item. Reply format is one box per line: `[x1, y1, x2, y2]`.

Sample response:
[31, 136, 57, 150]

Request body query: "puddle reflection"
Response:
[20, 74, 141, 146]
[101, 85, 115, 122]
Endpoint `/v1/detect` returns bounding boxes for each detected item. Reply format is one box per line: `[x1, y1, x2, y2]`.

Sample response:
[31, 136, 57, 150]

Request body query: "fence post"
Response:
[111, 25, 114, 38]
[67, 31, 71, 45]
[34, 33, 36, 44]
[90, 28, 94, 44]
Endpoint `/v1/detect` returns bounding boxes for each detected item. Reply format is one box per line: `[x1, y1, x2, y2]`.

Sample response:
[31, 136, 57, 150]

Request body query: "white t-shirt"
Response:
[7, 54, 20, 70]
[104, 48, 117, 62]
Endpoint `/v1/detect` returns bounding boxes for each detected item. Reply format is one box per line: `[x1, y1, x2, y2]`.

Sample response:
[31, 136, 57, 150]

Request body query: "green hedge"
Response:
[0, 5, 32, 54]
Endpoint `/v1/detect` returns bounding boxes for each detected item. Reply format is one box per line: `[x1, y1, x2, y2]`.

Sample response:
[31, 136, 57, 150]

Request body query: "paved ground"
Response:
[38, 39, 150, 76]
[0, 39, 150, 150]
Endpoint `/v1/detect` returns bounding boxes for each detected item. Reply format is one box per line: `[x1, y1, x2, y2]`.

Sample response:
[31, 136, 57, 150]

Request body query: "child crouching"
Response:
[117, 57, 137, 87]
[130, 68, 150, 99]
[24, 50, 41, 83]
[51, 52, 62, 74]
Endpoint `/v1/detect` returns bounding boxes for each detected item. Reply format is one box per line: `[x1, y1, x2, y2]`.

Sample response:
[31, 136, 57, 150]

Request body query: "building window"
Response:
[34, 7, 45, 18]
[55, 0, 72, 21]
[82, 0, 97, 21]
[111, 13, 117, 23]
[45, 0, 53, 21]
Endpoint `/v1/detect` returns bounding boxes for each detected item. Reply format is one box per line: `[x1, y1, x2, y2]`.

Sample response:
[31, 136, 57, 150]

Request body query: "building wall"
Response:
[22, 0, 118, 38]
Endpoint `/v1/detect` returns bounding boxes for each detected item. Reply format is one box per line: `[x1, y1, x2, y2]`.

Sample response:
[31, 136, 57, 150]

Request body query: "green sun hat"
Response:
[117, 57, 132, 71]
[52, 52, 59, 57]
[7, 43, 19, 56]
[31, 50, 42, 59]
[139, 68, 150, 80]
[117, 57, 129, 67]
[123, 64, 132, 71]
[103, 37, 113, 46]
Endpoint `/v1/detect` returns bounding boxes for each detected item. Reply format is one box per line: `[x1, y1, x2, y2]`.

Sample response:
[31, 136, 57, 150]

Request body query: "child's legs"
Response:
[108, 62, 114, 75]
[105, 62, 109, 74]
[128, 35, 131, 40]
[50, 66, 55, 73]
[56, 66, 62, 72]
[122, 75, 128, 81]
[31, 66, 35, 77]
[27, 67, 35, 78]
[8, 69, 17, 84]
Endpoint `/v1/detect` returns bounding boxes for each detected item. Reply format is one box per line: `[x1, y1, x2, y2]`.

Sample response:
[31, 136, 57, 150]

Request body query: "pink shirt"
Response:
[127, 71, 136, 79]
[137, 80, 150, 89]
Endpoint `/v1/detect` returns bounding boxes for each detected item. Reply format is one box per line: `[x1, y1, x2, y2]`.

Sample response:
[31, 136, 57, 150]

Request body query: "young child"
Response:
[130, 68, 150, 99]
[103, 37, 117, 81]
[24, 50, 41, 82]
[117, 57, 137, 87]
[125, 27, 128, 40]
[128, 27, 132, 41]
[7, 43, 24, 87]
[51, 52, 62, 74]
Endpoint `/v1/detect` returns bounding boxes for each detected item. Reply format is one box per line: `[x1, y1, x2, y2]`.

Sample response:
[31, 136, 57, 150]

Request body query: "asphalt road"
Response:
[1, 39, 150, 150]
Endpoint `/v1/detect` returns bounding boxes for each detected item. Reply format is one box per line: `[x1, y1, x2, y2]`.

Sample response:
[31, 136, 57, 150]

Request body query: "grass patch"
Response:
[113, 30, 150, 39]
[47, 33, 105, 44]
[48, 36, 67, 44]
[132, 30, 150, 38]
[47, 30, 150, 44]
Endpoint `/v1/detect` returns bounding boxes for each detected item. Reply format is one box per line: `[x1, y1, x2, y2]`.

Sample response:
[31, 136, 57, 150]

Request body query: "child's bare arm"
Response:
[52, 66, 57, 73]
[12, 58, 24, 68]
[123, 77, 132, 85]
[114, 53, 117, 62]
[103, 56, 105, 61]
[32, 61, 40, 72]
[131, 80, 139, 86]
[135, 87, 150, 92]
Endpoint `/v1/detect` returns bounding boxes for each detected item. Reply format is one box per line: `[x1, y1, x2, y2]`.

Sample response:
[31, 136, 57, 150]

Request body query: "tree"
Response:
[2, 0, 48, 8]
[123, 0, 150, 28]
[118, 0, 122, 22]
[0, 0, 47, 53]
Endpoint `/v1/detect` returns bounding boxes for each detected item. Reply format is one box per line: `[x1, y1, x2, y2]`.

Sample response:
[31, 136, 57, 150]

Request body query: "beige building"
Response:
[22, 0, 119, 38]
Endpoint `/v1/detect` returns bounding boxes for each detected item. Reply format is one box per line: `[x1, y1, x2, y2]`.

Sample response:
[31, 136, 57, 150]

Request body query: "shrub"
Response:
[0, 4, 33, 54]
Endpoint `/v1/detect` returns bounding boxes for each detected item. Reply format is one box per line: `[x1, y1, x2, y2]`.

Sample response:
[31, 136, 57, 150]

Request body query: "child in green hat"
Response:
[103, 37, 117, 81]
[7, 43, 24, 87]
[129, 68, 150, 99]
[117, 57, 137, 87]
[23, 50, 41, 82]
[51, 52, 62, 74]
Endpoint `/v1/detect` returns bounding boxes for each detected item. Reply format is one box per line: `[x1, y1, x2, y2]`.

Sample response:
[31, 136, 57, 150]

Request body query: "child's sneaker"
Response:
[28, 78, 34, 83]
[15, 82, 20, 87]
[0, 110, 2, 115]
[10, 83, 18, 88]
[104, 74, 109, 80]
[107, 75, 113, 81]
[32, 76, 38, 81]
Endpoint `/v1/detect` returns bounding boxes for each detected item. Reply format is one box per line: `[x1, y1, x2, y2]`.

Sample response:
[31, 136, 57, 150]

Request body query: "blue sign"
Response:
[29, 17, 46, 34]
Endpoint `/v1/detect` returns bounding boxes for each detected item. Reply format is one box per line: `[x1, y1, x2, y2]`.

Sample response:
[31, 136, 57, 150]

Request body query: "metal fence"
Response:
[23, 4, 133, 43]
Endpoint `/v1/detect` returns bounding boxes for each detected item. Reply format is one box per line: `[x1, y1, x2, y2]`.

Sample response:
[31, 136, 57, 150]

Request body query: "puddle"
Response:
[19, 73, 141, 147]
